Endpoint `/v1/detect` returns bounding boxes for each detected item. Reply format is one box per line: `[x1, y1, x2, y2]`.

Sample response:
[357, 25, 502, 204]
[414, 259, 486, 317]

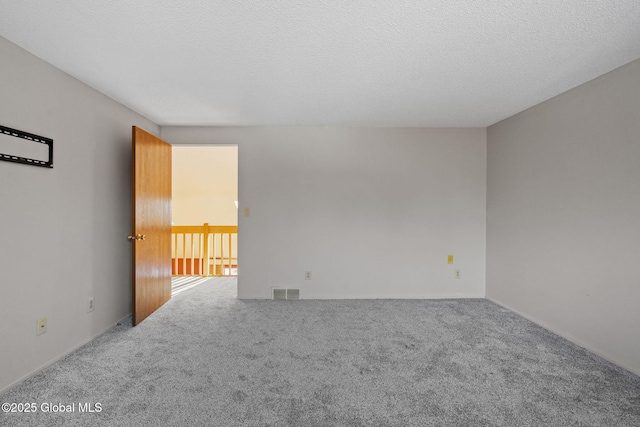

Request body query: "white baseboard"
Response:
[486, 297, 639, 377]
[0, 313, 132, 395]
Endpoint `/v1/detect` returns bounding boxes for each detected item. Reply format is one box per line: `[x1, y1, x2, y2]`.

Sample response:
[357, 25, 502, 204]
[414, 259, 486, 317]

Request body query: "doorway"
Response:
[171, 145, 238, 292]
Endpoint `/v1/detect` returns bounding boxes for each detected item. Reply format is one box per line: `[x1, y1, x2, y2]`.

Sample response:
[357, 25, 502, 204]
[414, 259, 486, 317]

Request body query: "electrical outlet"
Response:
[243, 207, 250, 217]
[455, 269, 461, 279]
[87, 297, 95, 313]
[305, 271, 312, 280]
[37, 317, 47, 335]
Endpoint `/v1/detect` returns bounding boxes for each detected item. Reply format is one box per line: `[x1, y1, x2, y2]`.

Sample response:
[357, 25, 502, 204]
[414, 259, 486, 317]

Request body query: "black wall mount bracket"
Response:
[0, 124, 53, 168]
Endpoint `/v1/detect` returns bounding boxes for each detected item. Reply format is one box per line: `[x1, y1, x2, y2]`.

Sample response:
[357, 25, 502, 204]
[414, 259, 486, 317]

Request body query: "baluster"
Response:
[203, 223, 210, 277]
[172, 231, 177, 275]
[227, 233, 232, 276]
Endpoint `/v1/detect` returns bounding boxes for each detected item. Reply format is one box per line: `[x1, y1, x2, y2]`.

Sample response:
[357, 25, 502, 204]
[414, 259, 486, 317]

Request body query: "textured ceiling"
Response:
[2, 1, 640, 127]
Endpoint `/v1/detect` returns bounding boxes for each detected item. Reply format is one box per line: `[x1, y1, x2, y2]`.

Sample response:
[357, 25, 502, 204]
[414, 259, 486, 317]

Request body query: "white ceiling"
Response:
[2, 1, 639, 127]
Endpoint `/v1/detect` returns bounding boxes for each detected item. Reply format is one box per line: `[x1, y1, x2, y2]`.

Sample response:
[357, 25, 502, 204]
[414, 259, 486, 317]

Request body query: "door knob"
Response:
[127, 234, 146, 241]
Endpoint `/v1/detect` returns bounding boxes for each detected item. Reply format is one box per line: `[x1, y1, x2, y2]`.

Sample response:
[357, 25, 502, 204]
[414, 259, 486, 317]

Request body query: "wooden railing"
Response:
[171, 223, 237, 277]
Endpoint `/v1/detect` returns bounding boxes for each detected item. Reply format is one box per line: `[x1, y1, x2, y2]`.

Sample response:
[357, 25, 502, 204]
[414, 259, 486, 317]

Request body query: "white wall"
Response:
[487, 59, 640, 375]
[162, 127, 487, 300]
[0, 37, 159, 393]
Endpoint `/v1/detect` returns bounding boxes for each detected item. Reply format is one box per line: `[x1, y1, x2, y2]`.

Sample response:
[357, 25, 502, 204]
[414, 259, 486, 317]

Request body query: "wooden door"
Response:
[131, 126, 172, 325]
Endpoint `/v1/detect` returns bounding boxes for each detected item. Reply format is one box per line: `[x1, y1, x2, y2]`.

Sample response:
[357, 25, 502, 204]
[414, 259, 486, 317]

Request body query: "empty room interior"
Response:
[0, 1, 639, 425]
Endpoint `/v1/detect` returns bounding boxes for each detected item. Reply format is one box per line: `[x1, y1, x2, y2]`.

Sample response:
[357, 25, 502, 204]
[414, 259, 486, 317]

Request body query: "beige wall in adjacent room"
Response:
[172, 146, 238, 226]
[0, 37, 159, 393]
[162, 126, 487, 300]
[486, 59, 640, 375]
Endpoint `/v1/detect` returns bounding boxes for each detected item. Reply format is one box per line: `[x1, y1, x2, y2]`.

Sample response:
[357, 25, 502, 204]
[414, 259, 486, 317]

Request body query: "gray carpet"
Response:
[171, 275, 213, 296]
[1, 278, 639, 426]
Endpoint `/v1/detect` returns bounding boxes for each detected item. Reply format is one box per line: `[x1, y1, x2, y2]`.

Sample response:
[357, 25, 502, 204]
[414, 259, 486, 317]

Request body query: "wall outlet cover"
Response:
[37, 317, 47, 335]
